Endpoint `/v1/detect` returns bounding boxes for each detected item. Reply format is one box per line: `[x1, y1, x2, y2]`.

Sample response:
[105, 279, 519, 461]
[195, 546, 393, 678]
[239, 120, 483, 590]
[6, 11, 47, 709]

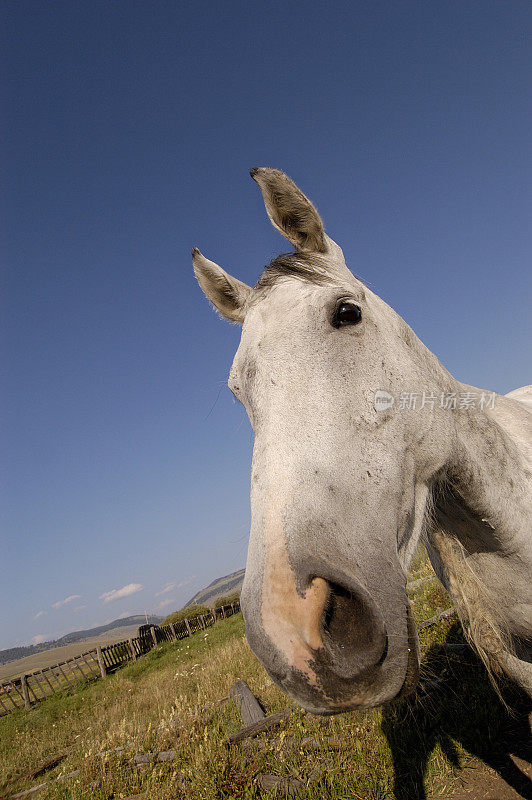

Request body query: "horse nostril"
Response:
[319, 580, 387, 680]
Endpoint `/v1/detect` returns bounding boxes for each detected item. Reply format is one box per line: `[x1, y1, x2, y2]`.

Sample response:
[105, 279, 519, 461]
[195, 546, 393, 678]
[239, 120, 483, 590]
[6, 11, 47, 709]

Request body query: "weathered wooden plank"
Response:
[156, 749, 176, 762]
[133, 749, 176, 765]
[0, 692, 12, 715]
[7, 769, 80, 799]
[407, 575, 436, 592]
[71, 656, 90, 681]
[26, 679, 41, 703]
[38, 669, 56, 694]
[80, 654, 98, 678]
[95, 647, 107, 678]
[101, 647, 115, 668]
[56, 770, 79, 782]
[56, 662, 75, 689]
[255, 774, 303, 796]
[229, 680, 266, 726]
[437, 642, 470, 654]
[28, 673, 47, 699]
[21, 675, 31, 710]
[47, 667, 63, 691]
[9, 681, 25, 701]
[418, 606, 456, 630]
[226, 711, 290, 746]
[1, 686, 20, 709]
[78, 656, 93, 679]
[9, 781, 47, 798]
[5, 687, 22, 709]
[30, 753, 68, 779]
[86, 653, 101, 677]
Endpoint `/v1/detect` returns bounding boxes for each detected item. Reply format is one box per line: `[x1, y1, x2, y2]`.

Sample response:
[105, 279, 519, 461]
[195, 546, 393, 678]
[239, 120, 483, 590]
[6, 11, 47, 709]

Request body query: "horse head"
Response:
[193, 168, 459, 713]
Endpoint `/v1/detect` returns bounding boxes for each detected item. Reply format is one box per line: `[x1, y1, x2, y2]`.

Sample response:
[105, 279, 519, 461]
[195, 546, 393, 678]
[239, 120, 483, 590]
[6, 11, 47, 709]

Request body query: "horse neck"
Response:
[442, 390, 530, 554]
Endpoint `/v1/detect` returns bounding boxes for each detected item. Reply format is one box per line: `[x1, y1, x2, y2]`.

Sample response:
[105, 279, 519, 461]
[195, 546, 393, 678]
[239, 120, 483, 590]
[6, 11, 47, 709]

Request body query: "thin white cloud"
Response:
[177, 575, 196, 589]
[31, 634, 48, 645]
[99, 583, 143, 604]
[33, 610, 45, 620]
[155, 582, 176, 597]
[156, 597, 176, 610]
[74, 605, 86, 612]
[52, 594, 82, 610]
[155, 576, 196, 597]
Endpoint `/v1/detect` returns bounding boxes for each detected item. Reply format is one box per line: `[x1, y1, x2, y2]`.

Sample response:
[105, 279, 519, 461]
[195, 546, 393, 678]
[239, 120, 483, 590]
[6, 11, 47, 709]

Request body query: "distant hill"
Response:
[185, 569, 245, 608]
[0, 615, 163, 667]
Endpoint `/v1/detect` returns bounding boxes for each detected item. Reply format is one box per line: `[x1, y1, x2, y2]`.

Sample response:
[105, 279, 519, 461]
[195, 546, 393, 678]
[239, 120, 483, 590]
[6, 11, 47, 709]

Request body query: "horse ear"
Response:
[250, 168, 327, 253]
[192, 248, 251, 323]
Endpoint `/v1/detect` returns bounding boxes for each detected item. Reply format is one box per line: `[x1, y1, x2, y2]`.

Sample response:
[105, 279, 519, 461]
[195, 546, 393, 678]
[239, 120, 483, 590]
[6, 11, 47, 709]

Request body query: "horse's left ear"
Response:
[192, 248, 251, 323]
[251, 167, 327, 253]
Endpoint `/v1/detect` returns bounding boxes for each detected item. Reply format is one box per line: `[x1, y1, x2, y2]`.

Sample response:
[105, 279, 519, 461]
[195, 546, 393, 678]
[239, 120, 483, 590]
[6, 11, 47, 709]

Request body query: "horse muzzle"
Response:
[242, 570, 415, 714]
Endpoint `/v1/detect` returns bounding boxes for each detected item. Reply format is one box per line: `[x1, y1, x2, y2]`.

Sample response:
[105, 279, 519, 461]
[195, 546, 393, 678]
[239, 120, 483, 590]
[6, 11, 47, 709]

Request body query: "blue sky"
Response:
[2, 1, 530, 650]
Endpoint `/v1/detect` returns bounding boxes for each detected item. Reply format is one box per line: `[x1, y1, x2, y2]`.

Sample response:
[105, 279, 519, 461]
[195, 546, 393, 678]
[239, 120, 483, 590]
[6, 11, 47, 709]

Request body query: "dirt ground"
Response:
[448, 754, 532, 800]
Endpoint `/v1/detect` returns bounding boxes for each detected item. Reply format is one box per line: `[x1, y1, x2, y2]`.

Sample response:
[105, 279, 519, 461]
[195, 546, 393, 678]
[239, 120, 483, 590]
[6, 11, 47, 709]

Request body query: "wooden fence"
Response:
[0, 601, 240, 717]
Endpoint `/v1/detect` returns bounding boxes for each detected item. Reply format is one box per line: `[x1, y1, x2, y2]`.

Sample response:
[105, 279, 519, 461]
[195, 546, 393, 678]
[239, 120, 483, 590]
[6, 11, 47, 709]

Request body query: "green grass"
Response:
[1, 554, 528, 800]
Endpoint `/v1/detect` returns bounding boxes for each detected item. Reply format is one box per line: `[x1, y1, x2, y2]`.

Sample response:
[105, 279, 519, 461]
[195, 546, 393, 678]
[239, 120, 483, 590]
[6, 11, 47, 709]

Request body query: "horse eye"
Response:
[332, 302, 362, 327]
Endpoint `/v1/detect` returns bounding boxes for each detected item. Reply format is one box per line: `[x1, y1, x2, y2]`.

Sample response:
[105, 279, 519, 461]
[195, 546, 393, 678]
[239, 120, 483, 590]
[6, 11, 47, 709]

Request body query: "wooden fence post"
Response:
[199, 615, 205, 630]
[96, 647, 107, 679]
[128, 639, 137, 661]
[21, 675, 31, 711]
[229, 680, 266, 726]
[184, 618, 192, 637]
[170, 623, 177, 640]
[221, 606, 226, 618]
[150, 626, 158, 647]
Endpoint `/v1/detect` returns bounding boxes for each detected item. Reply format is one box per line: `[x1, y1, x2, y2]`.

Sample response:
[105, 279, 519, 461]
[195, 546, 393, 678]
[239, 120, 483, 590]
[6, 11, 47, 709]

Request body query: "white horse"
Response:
[193, 168, 532, 714]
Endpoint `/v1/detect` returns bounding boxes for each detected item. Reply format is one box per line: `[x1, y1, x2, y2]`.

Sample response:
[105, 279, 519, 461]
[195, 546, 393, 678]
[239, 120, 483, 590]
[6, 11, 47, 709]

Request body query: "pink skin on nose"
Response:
[260, 507, 328, 685]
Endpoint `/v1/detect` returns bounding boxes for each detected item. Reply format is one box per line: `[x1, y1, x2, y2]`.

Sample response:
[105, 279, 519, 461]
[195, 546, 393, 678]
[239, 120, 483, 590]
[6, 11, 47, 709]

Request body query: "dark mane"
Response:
[254, 252, 333, 291]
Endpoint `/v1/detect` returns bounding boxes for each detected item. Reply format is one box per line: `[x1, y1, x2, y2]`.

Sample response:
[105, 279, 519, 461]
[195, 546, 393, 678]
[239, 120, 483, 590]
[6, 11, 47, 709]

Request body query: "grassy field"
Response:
[1, 551, 529, 800]
[0, 625, 144, 682]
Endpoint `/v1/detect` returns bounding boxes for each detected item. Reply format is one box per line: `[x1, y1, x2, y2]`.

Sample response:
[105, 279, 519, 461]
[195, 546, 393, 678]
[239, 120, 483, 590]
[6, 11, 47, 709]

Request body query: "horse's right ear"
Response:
[192, 248, 251, 324]
[250, 167, 327, 253]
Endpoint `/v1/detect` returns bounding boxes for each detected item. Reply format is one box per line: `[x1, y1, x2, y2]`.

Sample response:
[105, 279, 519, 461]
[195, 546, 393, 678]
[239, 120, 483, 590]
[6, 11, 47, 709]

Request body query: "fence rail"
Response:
[0, 601, 240, 717]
